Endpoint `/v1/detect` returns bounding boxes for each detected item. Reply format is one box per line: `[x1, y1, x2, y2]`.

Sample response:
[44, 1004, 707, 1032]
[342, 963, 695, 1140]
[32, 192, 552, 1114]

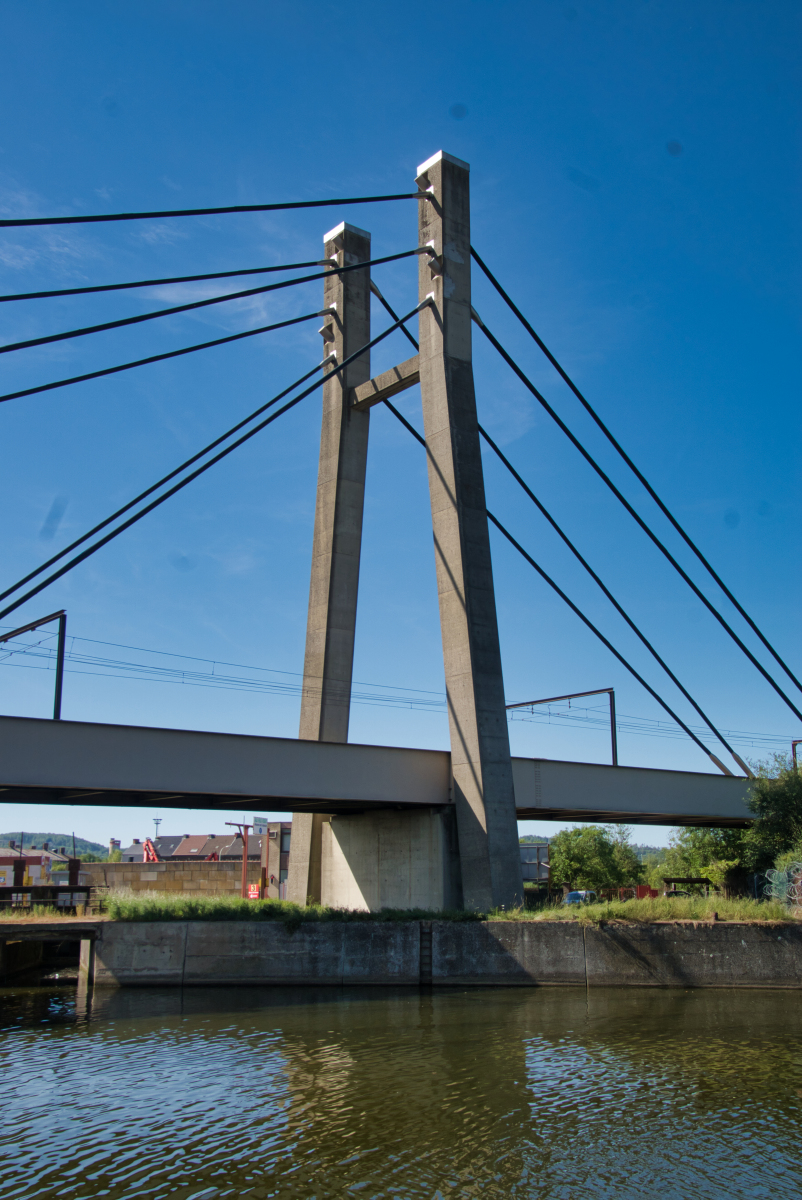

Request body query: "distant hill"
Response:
[0, 832, 106, 855]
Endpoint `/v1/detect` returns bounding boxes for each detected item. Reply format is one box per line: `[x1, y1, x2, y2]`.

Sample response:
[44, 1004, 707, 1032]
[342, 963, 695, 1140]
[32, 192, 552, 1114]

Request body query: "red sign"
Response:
[248, 883, 260, 900]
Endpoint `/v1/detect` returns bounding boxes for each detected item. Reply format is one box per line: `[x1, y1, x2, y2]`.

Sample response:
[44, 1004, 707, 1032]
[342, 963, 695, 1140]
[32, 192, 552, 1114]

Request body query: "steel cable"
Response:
[0, 311, 322, 404]
[0, 300, 429, 621]
[0, 193, 432, 228]
[478, 424, 751, 776]
[370, 284, 751, 771]
[378, 397, 733, 773]
[0, 259, 342, 303]
[473, 312, 802, 725]
[0, 250, 416, 356]
[0, 359, 330, 605]
[471, 244, 802, 700]
[484, 511, 733, 773]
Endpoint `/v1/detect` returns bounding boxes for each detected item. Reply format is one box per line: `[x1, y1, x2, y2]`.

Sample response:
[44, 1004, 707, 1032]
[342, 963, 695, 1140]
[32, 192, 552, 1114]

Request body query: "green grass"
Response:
[104, 892, 482, 927]
[498, 895, 798, 923]
[4, 892, 797, 925]
[0, 905, 61, 920]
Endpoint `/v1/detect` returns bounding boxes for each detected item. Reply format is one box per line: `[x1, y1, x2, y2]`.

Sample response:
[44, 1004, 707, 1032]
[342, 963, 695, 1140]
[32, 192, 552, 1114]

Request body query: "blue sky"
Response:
[0, 0, 799, 849]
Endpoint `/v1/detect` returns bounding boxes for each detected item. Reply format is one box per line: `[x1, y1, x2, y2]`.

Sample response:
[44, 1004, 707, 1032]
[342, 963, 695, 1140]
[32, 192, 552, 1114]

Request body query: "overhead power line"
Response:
[471, 244, 802, 702]
[472, 311, 802, 726]
[0, 299, 430, 622]
[477, 424, 751, 777]
[0, 259, 343, 303]
[0, 310, 322, 405]
[376, 395, 735, 775]
[0, 193, 432, 228]
[0, 250, 416, 356]
[2, 624, 790, 751]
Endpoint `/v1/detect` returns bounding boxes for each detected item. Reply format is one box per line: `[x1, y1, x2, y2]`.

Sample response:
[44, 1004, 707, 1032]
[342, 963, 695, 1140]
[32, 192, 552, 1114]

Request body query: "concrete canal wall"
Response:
[79, 919, 802, 989]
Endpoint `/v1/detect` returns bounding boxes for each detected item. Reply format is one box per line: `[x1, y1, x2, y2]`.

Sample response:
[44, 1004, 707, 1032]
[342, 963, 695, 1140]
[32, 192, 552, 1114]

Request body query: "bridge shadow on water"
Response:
[1, 982, 800, 1199]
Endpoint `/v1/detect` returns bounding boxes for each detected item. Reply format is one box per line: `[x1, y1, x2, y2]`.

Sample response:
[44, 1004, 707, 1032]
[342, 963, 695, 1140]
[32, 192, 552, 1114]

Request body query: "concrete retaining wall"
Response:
[82, 861, 262, 894]
[86, 919, 802, 989]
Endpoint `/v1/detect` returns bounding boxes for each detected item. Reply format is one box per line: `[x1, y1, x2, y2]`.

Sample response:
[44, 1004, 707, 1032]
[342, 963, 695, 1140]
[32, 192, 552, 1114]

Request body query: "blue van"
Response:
[563, 890, 597, 905]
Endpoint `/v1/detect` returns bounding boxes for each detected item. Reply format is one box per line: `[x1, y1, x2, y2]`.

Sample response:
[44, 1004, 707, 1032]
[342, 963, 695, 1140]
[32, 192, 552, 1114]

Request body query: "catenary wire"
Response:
[0, 193, 432, 227]
[2, 627, 791, 750]
[473, 312, 802, 726]
[471, 244, 802, 700]
[0, 250, 416, 355]
[378, 397, 732, 773]
[0, 358, 330, 605]
[0, 299, 429, 622]
[0, 311, 322, 405]
[0, 259, 344, 303]
[477, 424, 751, 776]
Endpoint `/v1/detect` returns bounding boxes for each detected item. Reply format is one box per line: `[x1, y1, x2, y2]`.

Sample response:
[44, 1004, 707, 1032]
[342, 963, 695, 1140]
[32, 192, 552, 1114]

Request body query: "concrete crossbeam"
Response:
[350, 354, 420, 411]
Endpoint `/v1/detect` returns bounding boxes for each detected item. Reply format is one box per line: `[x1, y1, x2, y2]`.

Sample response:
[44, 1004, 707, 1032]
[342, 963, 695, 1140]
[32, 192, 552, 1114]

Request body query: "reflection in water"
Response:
[1, 983, 800, 1199]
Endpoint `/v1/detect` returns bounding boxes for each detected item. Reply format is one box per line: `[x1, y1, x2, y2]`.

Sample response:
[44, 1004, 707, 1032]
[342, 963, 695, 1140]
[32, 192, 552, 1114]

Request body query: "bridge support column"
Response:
[416, 151, 523, 910]
[287, 222, 372, 906]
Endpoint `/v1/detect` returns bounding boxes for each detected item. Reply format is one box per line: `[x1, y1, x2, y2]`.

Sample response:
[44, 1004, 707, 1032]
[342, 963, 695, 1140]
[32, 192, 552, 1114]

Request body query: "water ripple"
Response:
[0, 985, 800, 1199]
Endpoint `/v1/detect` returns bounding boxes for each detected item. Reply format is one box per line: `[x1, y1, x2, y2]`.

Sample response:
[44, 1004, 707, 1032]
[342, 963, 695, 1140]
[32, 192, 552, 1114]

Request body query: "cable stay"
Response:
[471, 245, 802, 701]
[484, 511, 734, 775]
[0, 193, 433, 228]
[0, 250, 416, 356]
[350, 281, 763, 766]
[0, 259, 348, 303]
[477, 424, 752, 777]
[0, 299, 431, 622]
[376, 398, 736, 775]
[0, 358, 332, 606]
[0, 311, 323, 405]
[472, 311, 802, 726]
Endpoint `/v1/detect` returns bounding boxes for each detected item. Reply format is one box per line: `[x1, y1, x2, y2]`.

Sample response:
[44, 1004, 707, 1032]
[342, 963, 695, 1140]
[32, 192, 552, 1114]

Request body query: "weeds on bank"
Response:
[0, 905, 61, 920]
[489, 895, 798, 923]
[104, 892, 482, 928]
[6, 893, 797, 925]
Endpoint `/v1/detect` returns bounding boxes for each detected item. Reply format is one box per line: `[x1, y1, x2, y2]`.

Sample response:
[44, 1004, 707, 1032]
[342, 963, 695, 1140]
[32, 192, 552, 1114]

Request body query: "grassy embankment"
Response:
[506, 895, 796, 923]
[1, 894, 796, 924]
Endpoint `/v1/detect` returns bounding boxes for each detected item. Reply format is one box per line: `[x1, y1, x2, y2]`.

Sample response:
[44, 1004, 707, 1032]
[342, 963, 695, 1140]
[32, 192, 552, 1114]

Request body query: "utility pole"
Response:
[415, 152, 523, 910]
[287, 222, 372, 905]
[226, 821, 252, 899]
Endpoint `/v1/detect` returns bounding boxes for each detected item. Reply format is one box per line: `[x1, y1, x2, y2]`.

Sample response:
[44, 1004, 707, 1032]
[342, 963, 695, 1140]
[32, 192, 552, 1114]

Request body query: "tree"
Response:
[742, 757, 802, 872]
[548, 825, 642, 892]
[609, 825, 645, 886]
[662, 827, 748, 881]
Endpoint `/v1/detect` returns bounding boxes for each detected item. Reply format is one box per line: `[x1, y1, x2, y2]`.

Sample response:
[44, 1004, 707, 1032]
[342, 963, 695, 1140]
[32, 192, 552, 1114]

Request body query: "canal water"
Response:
[1, 983, 800, 1199]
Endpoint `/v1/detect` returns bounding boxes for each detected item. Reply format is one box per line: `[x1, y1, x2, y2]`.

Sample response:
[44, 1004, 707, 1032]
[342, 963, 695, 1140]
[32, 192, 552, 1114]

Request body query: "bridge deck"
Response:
[0, 716, 753, 827]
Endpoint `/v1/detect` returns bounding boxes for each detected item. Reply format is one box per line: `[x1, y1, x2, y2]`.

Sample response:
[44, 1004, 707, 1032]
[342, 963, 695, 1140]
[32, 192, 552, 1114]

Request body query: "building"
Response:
[119, 823, 292, 897]
[519, 843, 550, 885]
[0, 844, 73, 887]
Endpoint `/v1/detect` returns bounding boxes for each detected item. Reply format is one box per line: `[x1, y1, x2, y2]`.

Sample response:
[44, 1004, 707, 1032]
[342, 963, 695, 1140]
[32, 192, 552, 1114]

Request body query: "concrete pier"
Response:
[320, 809, 463, 911]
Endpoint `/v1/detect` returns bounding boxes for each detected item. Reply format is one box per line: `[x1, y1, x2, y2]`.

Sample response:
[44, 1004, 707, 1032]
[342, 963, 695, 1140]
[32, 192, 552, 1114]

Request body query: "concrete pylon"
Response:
[415, 151, 523, 910]
[286, 222, 372, 905]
